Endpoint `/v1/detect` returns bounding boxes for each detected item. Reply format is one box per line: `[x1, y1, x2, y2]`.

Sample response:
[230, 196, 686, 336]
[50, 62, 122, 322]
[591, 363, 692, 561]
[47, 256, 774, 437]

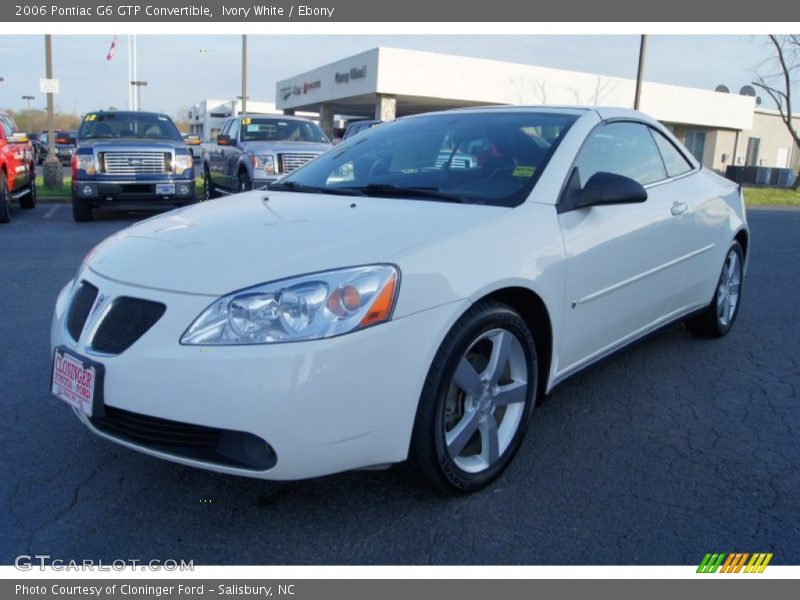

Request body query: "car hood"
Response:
[77, 138, 183, 150]
[85, 191, 505, 296]
[239, 140, 332, 155]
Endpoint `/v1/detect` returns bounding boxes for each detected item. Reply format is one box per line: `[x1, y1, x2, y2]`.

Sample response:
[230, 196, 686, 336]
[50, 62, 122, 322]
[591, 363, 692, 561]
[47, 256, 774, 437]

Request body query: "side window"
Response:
[574, 122, 667, 187]
[218, 119, 232, 138]
[228, 119, 240, 141]
[650, 129, 693, 178]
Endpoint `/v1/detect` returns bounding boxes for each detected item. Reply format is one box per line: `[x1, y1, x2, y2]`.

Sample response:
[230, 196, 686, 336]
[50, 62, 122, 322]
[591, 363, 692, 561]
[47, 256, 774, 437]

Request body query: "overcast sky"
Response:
[0, 35, 792, 117]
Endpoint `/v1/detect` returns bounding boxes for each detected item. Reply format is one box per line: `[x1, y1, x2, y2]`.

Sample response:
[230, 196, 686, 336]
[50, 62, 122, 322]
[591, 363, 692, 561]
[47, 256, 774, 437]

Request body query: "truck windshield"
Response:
[277, 111, 578, 208]
[239, 118, 328, 143]
[78, 112, 183, 142]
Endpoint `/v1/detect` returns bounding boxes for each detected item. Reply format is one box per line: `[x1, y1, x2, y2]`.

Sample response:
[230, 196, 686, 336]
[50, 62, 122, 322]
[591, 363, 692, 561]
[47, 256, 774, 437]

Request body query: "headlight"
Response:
[250, 154, 275, 176]
[73, 154, 96, 175]
[174, 154, 193, 175]
[181, 265, 399, 345]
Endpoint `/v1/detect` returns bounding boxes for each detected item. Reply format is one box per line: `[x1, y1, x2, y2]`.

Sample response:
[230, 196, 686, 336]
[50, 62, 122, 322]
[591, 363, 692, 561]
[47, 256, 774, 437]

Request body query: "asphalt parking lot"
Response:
[1, 204, 798, 566]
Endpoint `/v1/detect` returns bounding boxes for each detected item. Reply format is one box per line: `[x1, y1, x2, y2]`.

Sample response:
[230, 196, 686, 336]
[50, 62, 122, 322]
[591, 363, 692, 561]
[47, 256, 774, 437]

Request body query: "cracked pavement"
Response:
[1, 204, 798, 565]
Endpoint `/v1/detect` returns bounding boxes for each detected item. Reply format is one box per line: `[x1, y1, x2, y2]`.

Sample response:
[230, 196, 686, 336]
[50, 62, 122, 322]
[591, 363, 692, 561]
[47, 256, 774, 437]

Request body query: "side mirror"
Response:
[216, 134, 232, 146]
[560, 169, 647, 213]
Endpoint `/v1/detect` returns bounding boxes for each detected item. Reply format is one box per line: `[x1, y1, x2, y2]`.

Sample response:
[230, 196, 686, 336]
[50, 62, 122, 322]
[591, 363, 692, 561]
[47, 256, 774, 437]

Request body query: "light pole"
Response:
[43, 34, 62, 189]
[633, 34, 647, 110]
[241, 35, 247, 115]
[130, 80, 147, 110]
[22, 95, 35, 110]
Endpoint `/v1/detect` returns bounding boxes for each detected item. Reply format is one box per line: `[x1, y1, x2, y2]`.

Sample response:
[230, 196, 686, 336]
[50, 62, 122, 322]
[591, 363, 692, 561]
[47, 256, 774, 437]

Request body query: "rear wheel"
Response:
[0, 171, 10, 224]
[685, 242, 744, 337]
[20, 176, 36, 209]
[203, 166, 219, 200]
[406, 301, 538, 492]
[71, 194, 93, 222]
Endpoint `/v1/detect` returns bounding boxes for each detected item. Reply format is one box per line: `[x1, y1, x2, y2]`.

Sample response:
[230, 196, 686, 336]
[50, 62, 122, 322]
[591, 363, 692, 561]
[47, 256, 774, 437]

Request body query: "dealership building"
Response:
[275, 47, 799, 175]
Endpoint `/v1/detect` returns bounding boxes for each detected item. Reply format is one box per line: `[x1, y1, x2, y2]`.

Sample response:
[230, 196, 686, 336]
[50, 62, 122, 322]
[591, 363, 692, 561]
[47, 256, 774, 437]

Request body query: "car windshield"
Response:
[55, 132, 76, 145]
[0, 115, 15, 138]
[239, 118, 328, 143]
[78, 112, 183, 142]
[278, 111, 577, 207]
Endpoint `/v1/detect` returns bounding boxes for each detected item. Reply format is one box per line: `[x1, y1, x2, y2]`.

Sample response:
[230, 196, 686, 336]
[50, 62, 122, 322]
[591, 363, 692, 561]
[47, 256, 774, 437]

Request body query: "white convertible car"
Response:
[51, 107, 748, 492]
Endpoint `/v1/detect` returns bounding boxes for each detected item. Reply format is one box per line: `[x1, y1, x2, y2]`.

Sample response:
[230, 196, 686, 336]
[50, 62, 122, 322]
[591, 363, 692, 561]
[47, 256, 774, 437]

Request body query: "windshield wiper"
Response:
[268, 181, 365, 196]
[342, 184, 469, 204]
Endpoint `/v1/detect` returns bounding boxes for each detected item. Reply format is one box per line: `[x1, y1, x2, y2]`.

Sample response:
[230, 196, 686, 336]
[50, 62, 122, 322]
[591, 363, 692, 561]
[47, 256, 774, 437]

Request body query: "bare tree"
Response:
[752, 35, 800, 190]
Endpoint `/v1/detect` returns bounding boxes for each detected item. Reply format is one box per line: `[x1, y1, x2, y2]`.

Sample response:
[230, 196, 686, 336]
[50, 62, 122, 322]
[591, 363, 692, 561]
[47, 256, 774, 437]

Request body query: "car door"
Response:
[209, 119, 231, 188]
[223, 118, 241, 191]
[556, 121, 692, 374]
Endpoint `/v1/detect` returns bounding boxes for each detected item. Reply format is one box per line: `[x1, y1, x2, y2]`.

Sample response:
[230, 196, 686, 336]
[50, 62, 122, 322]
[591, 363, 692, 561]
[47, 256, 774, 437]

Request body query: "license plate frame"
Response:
[155, 183, 176, 195]
[51, 346, 106, 418]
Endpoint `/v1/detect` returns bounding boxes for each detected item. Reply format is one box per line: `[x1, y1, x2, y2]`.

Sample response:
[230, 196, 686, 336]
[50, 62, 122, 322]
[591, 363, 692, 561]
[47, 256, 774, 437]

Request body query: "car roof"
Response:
[87, 110, 172, 119]
[236, 113, 315, 123]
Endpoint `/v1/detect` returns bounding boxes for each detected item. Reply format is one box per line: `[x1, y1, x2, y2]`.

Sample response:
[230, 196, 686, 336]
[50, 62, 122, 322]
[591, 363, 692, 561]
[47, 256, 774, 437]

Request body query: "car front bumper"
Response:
[50, 271, 466, 480]
[73, 178, 196, 206]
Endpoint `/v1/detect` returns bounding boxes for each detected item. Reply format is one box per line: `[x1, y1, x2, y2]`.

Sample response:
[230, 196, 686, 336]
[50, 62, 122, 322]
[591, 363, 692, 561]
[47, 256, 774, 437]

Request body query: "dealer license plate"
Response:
[156, 183, 175, 195]
[52, 349, 97, 417]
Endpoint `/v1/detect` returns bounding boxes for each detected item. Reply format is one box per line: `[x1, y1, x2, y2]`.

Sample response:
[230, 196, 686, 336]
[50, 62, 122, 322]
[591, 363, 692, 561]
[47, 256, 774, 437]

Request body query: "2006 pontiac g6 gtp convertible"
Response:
[51, 107, 749, 492]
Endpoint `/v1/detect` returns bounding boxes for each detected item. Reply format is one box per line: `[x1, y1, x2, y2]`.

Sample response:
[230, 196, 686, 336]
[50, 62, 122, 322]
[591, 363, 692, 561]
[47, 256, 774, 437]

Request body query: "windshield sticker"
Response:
[512, 166, 536, 177]
[246, 125, 260, 132]
[84, 114, 96, 121]
[242, 118, 252, 125]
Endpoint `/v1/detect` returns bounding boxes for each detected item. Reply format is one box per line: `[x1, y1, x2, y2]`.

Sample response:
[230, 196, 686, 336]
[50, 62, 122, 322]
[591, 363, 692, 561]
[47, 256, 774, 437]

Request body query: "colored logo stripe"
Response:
[697, 552, 773, 573]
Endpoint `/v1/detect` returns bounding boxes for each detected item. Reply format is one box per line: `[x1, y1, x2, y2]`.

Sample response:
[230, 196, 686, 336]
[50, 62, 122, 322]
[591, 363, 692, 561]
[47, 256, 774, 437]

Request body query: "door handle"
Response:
[671, 201, 688, 216]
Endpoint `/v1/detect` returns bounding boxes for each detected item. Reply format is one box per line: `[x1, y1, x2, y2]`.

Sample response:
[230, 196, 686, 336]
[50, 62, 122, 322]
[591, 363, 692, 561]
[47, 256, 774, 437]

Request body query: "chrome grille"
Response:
[278, 153, 318, 174]
[101, 152, 169, 175]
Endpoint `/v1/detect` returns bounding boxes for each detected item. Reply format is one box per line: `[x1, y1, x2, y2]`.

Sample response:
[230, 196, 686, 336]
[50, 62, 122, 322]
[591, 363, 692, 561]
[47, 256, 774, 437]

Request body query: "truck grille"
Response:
[90, 297, 166, 355]
[278, 153, 318, 174]
[101, 151, 169, 175]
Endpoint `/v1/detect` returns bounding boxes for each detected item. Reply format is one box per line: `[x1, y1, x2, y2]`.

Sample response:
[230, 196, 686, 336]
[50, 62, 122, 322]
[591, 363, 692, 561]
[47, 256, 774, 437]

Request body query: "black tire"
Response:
[406, 301, 538, 493]
[0, 171, 10, 224]
[71, 194, 93, 222]
[19, 176, 36, 209]
[203, 166, 219, 200]
[685, 241, 744, 338]
[238, 170, 252, 192]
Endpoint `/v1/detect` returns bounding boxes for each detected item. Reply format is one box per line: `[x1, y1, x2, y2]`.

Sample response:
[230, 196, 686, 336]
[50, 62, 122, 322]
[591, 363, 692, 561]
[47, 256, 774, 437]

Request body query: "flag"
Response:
[106, 35, 118, 61]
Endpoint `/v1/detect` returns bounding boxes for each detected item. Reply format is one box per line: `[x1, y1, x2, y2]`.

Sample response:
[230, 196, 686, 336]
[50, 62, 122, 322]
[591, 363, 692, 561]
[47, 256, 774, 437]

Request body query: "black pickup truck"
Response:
[70, 111, 196, 222]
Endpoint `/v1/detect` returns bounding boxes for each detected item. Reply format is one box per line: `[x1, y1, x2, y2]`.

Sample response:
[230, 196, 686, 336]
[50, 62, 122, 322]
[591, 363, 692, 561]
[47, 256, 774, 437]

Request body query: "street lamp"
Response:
[22, 95, 35, 110]
[130, 80, 148, 110]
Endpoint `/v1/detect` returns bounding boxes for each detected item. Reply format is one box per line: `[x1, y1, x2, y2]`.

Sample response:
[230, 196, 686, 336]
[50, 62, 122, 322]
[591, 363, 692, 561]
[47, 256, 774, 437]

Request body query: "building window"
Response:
[745, 137, 761, 167]
[684, 130, 707, 163]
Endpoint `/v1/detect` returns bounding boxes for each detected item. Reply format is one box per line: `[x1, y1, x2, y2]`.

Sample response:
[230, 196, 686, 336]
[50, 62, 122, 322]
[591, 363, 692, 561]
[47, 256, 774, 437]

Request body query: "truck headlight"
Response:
[73, 154, 96, 175]
[251, 154, 275, 176]
[174, 154, 193, 175]
[181, 265, 399, 345]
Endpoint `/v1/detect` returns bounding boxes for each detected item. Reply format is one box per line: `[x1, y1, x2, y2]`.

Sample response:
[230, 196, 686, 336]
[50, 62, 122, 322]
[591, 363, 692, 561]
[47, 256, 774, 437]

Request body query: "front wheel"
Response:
[238, 170, 253, 192]
[685, 242, 744, 337]
[71, 194, 93, 222]
[0, 171, 10, 224]
[406, 301, 538, 492]
[203, 166, 219, 200]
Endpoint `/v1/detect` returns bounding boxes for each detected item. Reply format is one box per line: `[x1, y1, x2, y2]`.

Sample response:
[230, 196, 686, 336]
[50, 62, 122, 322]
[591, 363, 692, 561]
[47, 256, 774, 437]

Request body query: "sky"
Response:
[0, 35, 793, 118]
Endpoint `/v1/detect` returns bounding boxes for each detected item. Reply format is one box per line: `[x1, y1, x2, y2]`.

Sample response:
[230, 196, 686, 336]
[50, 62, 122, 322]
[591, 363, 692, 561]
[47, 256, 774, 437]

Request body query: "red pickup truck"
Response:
[0, 110, 37, 223]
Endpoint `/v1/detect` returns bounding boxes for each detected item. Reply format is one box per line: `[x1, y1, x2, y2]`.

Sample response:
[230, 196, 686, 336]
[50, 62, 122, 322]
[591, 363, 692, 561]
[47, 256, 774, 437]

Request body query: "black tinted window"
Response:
[78, 112, 183, 141]
[651, 129, 694, 177]
[575, 122, 667, 187]
[280, 111, 578, 207]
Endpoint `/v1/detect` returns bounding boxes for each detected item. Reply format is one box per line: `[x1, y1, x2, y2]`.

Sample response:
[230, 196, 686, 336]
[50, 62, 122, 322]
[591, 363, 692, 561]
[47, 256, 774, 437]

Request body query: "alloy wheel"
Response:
[716, 249, 742, 327]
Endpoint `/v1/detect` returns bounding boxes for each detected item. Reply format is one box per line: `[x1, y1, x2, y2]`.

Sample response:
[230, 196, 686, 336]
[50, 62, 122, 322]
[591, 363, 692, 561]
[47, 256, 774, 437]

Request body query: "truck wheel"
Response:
[20, 176, 37, 209]
[203, 166, 219, 200]
[0, 171, 10, 224]
[71, 194, 93, 222]
[238, 170, 253, 192]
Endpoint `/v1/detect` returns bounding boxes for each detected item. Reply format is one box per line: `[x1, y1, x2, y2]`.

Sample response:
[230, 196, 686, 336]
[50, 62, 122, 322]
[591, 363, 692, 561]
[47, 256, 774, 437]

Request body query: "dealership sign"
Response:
[335, 65, 367, 84]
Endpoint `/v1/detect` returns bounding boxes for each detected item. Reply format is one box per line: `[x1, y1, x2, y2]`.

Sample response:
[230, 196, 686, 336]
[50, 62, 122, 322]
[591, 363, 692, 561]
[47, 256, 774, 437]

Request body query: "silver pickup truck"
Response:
[202, 114, 331, 198]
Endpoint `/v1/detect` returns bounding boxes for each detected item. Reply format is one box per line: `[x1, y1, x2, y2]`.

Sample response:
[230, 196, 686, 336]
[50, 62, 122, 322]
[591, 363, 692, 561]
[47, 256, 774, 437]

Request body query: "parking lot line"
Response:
[43, 205, 59, 218]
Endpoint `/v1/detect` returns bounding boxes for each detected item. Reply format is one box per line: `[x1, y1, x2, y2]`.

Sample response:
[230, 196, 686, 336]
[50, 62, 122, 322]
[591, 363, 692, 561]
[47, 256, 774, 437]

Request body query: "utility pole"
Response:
[241, 35, 247, 115]
[633, 34, 647, 111]
[43, 34, 62, 189]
